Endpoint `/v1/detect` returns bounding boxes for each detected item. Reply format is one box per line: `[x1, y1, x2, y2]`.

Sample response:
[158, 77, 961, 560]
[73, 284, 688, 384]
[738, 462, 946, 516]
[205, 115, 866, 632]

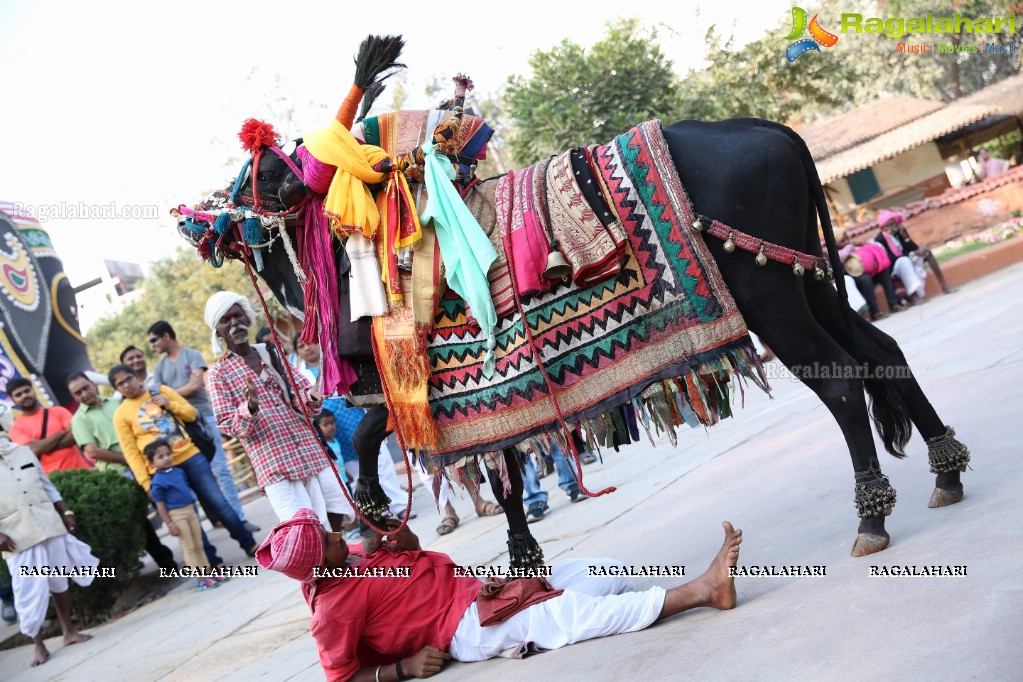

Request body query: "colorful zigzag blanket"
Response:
[426, 120, 767, 466]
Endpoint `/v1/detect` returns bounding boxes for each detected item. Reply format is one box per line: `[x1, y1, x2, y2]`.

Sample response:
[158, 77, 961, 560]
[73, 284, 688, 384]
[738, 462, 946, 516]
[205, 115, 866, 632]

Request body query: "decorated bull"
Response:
[0, 203, 93, 407]
[175, 36, 970, 571]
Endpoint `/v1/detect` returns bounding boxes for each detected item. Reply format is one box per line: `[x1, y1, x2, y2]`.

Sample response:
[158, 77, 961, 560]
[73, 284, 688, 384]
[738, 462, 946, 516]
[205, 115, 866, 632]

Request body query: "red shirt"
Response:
[10, 407, 93, 474]
[304, 549, 482, 682]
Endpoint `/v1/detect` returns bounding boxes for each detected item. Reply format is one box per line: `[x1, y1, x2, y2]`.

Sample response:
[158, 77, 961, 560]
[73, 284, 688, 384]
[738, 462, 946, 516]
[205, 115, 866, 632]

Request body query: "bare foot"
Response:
[698, 522, 743, 610]
[32, 641, 50, 667]
[64, 631, 92, 646]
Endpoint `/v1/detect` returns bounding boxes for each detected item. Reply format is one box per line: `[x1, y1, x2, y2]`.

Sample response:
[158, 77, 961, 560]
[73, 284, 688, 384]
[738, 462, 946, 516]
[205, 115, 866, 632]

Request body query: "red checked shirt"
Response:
[207, 348, 329, 487]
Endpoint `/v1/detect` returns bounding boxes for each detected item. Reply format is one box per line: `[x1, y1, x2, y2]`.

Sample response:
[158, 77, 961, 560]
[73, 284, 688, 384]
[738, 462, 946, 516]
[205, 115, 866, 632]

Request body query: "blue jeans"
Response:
[521, 457, 548, 508]
[178, 453, 255, 556]
[550, 444, 579, 496]
[204, 414, 246, 521]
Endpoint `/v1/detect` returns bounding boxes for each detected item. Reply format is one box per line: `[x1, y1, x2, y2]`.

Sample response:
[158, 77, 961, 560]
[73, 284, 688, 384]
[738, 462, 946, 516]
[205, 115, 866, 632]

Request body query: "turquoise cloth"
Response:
[420, 140, 498, 378]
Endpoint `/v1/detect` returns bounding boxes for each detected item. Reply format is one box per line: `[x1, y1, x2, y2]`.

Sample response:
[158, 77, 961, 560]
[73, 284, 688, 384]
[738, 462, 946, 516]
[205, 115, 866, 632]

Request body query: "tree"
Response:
[86, 247, 289, 375]
[503, 19, 684, 166]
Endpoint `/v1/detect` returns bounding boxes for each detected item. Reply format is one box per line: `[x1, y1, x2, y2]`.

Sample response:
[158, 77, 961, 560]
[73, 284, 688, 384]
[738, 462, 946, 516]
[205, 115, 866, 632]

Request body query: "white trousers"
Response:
[449, 559, 666, 662]
[6, 534, 99, 638]
[842, 275, 868, 312]
[342, 443, 410, 516]
[263, 467, 355, 529]
[892, 255, 925, 297]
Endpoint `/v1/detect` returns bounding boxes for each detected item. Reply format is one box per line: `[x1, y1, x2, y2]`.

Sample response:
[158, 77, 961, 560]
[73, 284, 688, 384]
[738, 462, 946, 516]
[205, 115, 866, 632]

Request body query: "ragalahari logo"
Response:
[785, 7, 839, 62]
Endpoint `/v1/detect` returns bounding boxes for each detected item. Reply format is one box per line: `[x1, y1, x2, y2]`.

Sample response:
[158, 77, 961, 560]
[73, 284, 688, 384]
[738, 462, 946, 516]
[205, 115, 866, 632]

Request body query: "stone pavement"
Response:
[2, 263, 1021, 681]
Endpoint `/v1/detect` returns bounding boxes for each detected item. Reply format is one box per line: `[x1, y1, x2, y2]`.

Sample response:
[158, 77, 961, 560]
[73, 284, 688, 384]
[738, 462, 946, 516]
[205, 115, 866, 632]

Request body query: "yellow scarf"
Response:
[303, 120, 389, 238]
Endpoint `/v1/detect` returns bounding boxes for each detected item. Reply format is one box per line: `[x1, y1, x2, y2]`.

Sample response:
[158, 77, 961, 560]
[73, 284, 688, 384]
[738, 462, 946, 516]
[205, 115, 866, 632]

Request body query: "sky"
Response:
[0, 0, 794, 292]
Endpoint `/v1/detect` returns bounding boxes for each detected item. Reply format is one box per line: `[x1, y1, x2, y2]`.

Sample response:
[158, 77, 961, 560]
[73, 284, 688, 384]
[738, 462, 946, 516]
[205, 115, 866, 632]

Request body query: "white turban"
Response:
[204, 291, 257, 355]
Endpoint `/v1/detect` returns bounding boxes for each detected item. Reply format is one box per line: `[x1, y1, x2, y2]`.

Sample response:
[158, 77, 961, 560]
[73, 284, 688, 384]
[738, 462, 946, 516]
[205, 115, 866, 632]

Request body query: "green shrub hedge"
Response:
[48, 469, 148, 625]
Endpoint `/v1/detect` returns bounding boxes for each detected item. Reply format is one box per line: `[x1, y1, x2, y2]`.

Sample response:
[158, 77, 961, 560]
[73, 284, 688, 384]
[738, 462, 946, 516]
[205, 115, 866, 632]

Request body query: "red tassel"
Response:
[238, 118, 280, 154]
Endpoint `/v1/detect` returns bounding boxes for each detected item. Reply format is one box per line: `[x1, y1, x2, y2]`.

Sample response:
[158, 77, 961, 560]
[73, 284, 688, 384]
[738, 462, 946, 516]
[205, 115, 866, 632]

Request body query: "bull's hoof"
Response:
[928, 487, 964, 508]
[851, 532, 890, 557]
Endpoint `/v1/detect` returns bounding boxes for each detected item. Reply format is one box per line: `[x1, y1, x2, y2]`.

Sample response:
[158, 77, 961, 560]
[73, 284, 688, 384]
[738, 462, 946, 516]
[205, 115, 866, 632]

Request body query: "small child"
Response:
[145, 439, 221, 591]
[313, 410, 351, 486]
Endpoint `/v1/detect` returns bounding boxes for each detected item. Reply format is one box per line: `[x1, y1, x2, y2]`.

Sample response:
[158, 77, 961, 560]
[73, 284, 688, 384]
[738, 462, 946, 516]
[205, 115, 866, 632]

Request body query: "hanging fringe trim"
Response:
[390, 401, 439, 450]
[435, 338, 766, 490]
[926, 425, 970, 474]
[386, 338, 430, 392]
[854, 468, 897, 518]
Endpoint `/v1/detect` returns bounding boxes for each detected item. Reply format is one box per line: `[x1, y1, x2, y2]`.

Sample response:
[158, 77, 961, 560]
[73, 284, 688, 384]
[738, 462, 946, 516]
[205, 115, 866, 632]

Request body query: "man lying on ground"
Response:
[258, 508, 742, 681]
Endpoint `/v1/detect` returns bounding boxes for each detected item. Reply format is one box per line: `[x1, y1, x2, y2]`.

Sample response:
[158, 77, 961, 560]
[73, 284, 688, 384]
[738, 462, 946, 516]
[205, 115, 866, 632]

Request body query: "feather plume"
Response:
[353, 35, 405, 92]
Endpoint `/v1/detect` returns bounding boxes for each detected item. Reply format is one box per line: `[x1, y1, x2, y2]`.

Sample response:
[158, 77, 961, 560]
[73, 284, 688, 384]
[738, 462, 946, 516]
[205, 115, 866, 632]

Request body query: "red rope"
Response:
[237, 224, 411, 537]
[500, 171, 614, 499]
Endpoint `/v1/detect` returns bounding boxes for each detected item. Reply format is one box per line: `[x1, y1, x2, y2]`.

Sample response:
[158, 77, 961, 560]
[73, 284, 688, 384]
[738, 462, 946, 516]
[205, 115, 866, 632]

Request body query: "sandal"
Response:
[475, 501, 503, 517]
[436, 516, 460, 535]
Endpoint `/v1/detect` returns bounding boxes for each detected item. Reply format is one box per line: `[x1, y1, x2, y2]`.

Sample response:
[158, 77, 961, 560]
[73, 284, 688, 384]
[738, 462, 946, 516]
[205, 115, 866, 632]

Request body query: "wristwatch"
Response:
[63, 510, 75, 516]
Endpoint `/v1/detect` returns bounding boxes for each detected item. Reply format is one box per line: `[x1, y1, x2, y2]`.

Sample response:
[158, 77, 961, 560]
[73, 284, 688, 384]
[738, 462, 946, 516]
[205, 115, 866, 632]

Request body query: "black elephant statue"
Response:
[0, 204, 94, 407]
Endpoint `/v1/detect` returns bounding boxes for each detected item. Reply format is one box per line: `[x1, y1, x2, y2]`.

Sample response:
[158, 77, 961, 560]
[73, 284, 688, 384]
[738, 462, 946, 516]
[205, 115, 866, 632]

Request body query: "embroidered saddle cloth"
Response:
[426, 120, 764, 466]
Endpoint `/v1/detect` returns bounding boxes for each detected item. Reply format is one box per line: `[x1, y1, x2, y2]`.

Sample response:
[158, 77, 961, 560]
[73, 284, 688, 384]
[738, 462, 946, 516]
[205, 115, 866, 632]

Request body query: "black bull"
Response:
[207, 118, 969, 568]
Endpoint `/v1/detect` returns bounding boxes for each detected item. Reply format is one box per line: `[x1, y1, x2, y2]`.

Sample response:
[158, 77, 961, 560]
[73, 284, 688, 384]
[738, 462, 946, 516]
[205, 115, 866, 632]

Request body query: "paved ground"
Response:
[3, 263, 1022, 681]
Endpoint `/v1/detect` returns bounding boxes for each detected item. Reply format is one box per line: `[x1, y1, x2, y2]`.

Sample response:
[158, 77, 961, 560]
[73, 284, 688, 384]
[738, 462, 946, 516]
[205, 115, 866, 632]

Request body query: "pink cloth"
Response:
[298, 146, 337, 195]
[497, 166, 554, 296]
[880, 231, 904, 259]
[877, 210, 904, 227]
[856, 242, 891, 276]
[256, 508, 324, 583]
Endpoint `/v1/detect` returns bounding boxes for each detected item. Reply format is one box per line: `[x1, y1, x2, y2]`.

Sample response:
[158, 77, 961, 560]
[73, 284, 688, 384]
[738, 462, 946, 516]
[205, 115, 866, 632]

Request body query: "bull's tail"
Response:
[764, 121, 913, 458]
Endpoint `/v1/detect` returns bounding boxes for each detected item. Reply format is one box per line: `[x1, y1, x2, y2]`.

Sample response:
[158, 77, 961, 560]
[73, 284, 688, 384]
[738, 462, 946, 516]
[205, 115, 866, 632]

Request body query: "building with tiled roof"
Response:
[800, 72, 1023, 223]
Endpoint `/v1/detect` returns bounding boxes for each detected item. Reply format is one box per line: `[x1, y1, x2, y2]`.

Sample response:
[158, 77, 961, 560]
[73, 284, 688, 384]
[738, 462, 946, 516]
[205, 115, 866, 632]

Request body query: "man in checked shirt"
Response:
[204, 292, 356, 531]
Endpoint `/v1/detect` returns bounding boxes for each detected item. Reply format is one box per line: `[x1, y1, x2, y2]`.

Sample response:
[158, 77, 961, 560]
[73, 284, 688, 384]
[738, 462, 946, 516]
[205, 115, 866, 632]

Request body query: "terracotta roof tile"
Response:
[812, 73, 1023, 185]
[801, 97, 943, 160]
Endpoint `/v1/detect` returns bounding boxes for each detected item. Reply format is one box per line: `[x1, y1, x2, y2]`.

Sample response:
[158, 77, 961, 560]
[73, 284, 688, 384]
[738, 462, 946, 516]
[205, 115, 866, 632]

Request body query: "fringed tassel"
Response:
[197, 237, 213, 262]
[213, 212, 233, 235]
[390, 401, 439, 450]
[243, 217, 263, 244]
[386, 338, 429, 392]
[302, 201, 353, 395]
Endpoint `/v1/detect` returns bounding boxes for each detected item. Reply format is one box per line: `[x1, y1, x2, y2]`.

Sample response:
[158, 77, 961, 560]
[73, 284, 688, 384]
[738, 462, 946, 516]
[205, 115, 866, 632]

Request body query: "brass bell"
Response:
[755, 244, 767, 267]
[813, 266, 825, 280]
[723, 231, 735, 253]
[543, 247, 572, 281]
[691, 218, 704, 232]
[792, 262, 805, 277]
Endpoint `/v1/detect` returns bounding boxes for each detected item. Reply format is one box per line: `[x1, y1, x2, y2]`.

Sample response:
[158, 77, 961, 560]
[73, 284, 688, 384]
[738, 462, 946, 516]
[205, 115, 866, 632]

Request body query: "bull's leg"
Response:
[352, 404, 393, 548]
[742, 290, 894, 557]
[846, 313, 970, 507]
[485, 449, 544, 574]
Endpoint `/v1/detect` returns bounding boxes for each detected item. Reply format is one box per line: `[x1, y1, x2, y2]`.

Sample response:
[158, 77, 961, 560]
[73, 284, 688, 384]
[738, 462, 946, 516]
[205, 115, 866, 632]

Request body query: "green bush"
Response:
[49, 470, 148, 625]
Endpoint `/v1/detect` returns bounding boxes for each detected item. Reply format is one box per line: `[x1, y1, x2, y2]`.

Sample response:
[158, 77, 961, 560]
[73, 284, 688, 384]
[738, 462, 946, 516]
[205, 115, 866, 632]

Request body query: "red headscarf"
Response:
[256, 508, 324, 583]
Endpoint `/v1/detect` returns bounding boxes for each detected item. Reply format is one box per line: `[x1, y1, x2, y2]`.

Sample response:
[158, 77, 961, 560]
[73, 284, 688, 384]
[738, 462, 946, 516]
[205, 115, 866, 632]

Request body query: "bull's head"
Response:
[174, 120, 312, 319]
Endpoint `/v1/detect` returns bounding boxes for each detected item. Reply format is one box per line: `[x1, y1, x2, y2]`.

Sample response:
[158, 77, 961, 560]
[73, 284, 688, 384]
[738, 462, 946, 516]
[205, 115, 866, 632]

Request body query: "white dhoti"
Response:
[842, 275, 868, 312]
[263, 467, 355, 529]
[6, 535, 99, 638]
[449, 559, 666, 661]
[891, 255, 924, 297]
